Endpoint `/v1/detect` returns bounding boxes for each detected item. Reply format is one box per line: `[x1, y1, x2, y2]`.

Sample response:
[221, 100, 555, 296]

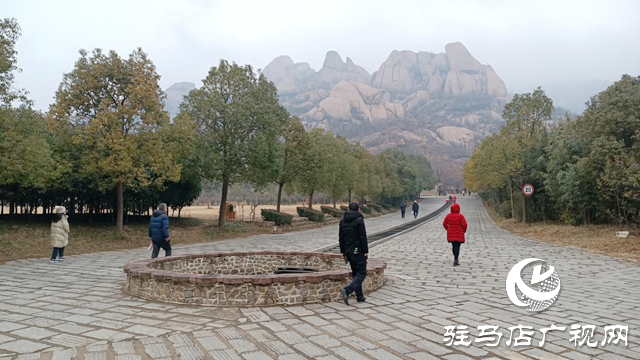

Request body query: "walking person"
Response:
[400, 201, 406, 219]
[442, 203, 467, 266]
[339, 202, 368, 305]
[412, 200, 419, 219]
[50, 206, 69, 263]
[149, 203, 171, 259]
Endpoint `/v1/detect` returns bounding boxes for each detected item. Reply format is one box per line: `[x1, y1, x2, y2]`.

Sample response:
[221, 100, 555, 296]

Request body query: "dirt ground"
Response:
[0, 219, 270, 264]
[2, 203, 349, 221]
[180, 203, 349, 220]
[490, 213, 640, 263]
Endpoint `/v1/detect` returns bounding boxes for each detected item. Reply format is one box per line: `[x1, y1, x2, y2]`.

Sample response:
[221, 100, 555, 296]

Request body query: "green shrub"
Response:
[321, 206, 345, 218]
[296, 207, 325, 222]
[381, 203, 392, 210]
[368, 203, 383, 212]
[360, 206, 372, 214]
[261, 209, 293, 226]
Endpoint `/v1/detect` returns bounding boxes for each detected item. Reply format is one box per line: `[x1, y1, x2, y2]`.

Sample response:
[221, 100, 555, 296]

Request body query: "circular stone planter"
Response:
[123, 251, 386, 306]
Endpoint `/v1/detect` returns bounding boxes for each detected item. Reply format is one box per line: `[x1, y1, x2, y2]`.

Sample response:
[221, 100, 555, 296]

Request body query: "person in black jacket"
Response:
[399, 201, 407, 219]
[149, 203, 171, 259]
[339, 202, 368, 305]
[412, 200, 419, 219]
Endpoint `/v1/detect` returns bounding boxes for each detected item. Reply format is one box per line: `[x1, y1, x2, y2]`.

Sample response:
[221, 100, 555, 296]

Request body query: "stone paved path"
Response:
[0, 197, 637, 359]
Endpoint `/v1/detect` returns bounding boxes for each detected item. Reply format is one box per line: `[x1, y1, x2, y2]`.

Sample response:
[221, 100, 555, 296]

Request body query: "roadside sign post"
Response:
[522, 184, 534, 227]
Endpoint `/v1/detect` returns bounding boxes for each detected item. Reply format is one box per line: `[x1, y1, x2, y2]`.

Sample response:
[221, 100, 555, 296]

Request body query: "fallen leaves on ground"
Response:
[495, 217, 640, 263]
[0, 219, 268, 264]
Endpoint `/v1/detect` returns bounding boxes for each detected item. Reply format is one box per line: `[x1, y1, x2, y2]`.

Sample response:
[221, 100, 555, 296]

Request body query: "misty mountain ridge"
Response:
[164, 42, 510, 183]
[163, 42, 575, 184]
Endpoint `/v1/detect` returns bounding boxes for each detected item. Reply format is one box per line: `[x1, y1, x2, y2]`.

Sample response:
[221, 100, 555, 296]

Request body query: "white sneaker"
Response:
[50, 260, 56, 264]
[57, 257, 65, 261]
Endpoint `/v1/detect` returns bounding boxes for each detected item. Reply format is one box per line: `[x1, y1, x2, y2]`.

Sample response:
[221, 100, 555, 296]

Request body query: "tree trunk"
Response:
[508, 179, 515, 220]
[333, 198, 336, 209]
[178, 208, 182, 218]
[276, 182, 284, 212]
[308, 190, 314, 209]
[116, 181, 124, 235]
[1, 200, 3, 215]
[218, 180, 229, 228]
[348, 190, 352, 203]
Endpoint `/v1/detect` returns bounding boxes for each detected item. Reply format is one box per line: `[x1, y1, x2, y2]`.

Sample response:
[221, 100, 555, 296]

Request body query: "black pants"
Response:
[151, 240, 172, 259]
[401, 209, 405, 218]
[451, 242, 461, 261]
[51, 247, 65, 260]
[413, 211, 418, 219]
[344, 253, 367, 300]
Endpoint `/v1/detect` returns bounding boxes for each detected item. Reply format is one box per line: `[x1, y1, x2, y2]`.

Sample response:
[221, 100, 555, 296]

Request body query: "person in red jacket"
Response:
[442, 203, 467, 266]
[453, 195, 457, 203]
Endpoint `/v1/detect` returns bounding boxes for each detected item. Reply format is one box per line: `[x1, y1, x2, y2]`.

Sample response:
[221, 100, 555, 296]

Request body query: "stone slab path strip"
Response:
[0, 197, 637, 359]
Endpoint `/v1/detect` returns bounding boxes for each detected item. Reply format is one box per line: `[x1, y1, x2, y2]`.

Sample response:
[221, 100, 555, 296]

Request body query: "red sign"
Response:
[522, 184, 534, 196]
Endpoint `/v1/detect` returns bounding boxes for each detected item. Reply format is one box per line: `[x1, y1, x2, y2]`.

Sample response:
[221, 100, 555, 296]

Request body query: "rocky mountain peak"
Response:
[444, 42, 482, 73]
[322, 51, 345, 70]
[164, 81, 196, 117]
[164, 43, 511, 183]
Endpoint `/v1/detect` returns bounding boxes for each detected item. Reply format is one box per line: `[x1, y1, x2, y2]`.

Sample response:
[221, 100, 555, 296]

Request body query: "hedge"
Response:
[367, 203, 383, 212]
[296, 207, 325, 222]
[261, 209, 293, 226]
[360, 206, 372, 214]
[321, 206, 345, 218]
[381, 203, 393, 210]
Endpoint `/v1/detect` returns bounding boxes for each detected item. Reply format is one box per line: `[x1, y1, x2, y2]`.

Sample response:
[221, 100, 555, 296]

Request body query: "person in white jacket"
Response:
[50, 206, 69, 263]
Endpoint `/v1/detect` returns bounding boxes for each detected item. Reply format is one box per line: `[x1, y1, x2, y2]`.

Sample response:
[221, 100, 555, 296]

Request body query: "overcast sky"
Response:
[5, 0, 640, 111]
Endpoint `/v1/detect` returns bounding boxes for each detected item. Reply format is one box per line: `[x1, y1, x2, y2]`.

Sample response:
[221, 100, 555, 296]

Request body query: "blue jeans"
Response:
[344, 253, 367, 300]
[51, 247, 65, 260]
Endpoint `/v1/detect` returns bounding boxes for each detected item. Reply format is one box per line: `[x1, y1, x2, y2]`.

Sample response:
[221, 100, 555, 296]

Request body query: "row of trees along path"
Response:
[0, 18, 437, 233]
[464, 76, 640, 226]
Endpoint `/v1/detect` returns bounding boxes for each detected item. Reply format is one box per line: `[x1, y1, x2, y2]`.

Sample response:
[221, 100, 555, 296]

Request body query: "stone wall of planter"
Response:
[123, 252, 386, 306]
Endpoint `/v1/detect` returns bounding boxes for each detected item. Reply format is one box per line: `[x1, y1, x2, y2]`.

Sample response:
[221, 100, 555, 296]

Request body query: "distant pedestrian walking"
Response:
[442, 204, 467, 266]
[339, 202, 368, 305]
[412, 200, 419, 219]
[400, 202, 407, 219]
[453, 196, 457, 203]
[149, 203, 171, 259]
[50, 206, 69, 263]
[449, 195, 453, 202]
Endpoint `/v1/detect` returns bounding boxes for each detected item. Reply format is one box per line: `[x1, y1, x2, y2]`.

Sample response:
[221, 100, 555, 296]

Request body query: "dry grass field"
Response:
[0, 202, 350, 263]
[180, 203, 349, 220]
[0, 219, 268, 264]
[1, 203, 349, 221]
[487, 207, 640, 263]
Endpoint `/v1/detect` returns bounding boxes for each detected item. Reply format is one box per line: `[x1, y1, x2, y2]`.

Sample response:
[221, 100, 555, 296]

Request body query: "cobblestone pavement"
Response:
[0, 197, 637, 359]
